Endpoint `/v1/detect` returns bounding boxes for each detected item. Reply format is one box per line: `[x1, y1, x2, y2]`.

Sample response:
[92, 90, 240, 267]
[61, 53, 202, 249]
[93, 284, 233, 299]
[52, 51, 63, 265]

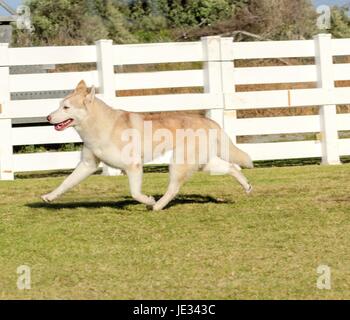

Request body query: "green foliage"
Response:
[126, 0, 238, 41]
[91, 0, 136, 43]
[17, 145, 47, 154]
[165, 0, 235, 27]
[27, 0, 85, 44]
[15, 143, 82, 154]
[12, 0, 349, 46]
[329, 6, 350, 38]
[13, 0, 135, 45]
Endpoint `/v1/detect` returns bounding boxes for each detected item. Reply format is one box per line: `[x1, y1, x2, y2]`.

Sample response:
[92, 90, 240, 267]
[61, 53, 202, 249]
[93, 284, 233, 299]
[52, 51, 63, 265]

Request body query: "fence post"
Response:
[314, 34, 341, 165]
[202, 36, 237, 144]
[202, 36, 224, 127]
[220, 37, 237, 144]
[0, 43, 14, 180]
[96, 39, 123, 176]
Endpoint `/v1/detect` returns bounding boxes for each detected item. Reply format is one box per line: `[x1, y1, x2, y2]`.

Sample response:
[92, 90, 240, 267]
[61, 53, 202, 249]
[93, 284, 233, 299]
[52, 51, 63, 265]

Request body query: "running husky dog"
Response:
[42, 80, 253, 210]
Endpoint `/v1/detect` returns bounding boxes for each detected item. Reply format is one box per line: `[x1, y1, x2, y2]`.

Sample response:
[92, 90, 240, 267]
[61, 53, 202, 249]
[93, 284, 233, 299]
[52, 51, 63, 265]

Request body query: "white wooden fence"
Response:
[1, 34, 350, 180]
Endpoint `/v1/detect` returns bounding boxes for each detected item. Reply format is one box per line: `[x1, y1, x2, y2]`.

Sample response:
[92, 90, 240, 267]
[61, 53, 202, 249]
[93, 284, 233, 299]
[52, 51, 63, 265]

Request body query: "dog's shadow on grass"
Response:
[27, 194, 233, 211]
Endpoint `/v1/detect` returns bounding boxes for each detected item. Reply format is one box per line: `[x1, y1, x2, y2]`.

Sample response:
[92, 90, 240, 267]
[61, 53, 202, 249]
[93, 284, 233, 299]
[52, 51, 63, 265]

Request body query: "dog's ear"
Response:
[84, 86, 96, 106]
[75, 80, 88, 95]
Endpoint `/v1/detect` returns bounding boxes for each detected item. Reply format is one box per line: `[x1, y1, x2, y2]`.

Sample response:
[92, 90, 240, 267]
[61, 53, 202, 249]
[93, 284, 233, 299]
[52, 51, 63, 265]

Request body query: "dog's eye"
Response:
[63, 106, 70, 110]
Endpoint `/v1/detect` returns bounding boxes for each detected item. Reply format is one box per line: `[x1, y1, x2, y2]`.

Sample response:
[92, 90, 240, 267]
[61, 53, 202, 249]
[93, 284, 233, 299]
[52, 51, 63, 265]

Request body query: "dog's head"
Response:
[47, 80, 96, 131]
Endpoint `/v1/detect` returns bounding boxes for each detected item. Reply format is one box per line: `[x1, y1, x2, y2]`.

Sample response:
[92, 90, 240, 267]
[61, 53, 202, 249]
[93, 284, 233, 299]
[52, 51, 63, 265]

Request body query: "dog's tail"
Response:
[228, 141, 254, 169]
[216, 129, 254, 169]
[205, 117, 254, 168]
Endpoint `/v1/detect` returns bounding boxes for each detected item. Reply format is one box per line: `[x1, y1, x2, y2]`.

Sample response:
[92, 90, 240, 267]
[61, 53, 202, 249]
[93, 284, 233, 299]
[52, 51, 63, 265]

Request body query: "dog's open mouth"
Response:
[54, 119, 74, 131]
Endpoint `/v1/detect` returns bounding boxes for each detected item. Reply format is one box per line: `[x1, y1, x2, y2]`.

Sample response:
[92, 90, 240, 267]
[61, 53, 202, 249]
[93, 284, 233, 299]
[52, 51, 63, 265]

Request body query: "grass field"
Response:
[1, 164, 350, 300]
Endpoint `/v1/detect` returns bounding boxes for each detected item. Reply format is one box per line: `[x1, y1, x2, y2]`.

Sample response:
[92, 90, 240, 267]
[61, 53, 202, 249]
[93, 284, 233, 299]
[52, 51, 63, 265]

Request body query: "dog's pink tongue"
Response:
[54, 123, 63, 131]
[54, 119, 73, 131]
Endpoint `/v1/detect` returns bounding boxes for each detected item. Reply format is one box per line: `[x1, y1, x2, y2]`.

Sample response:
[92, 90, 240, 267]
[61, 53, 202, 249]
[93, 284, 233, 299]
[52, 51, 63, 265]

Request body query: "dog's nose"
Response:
[47, 115, 52, 122]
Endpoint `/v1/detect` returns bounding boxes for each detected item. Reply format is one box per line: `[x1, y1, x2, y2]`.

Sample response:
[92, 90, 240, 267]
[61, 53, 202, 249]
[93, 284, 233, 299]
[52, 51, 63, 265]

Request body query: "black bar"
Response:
[0, 300, 345, 318]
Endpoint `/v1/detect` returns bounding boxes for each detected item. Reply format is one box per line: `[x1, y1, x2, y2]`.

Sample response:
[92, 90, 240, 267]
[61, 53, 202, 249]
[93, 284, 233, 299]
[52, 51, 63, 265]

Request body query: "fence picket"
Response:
[0, 44, 14, 180]
[315, 34, 341, 165]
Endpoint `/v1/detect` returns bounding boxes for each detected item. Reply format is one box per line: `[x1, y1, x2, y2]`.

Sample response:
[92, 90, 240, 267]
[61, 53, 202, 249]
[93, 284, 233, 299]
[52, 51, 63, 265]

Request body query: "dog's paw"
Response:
[152, 205, 162, 211]
[246, 184, 253, 195]
[144, 196, 156, 206]
[147, 203, 160, 211]
[41, 193, 57, 203]
[147, 196, 156, 206]
[145, 196, 156, 210]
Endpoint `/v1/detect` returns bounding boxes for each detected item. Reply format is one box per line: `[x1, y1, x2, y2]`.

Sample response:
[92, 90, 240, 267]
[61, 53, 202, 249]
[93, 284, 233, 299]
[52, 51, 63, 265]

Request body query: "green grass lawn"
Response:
[1, 164, 350, 299]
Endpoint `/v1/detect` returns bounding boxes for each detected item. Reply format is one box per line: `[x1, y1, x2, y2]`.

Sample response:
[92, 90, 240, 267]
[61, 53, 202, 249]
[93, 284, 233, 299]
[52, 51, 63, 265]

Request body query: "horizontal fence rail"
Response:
[1, 34, 350, 180]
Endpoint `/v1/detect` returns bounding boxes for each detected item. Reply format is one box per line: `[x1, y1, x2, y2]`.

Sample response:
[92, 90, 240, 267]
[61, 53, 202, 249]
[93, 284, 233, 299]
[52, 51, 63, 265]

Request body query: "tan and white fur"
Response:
[42, 81, 253, 211]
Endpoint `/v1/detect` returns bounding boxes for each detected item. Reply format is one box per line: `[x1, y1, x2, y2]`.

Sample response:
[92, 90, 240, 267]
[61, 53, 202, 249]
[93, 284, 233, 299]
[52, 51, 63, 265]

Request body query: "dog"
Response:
[41, 80, 253, 211]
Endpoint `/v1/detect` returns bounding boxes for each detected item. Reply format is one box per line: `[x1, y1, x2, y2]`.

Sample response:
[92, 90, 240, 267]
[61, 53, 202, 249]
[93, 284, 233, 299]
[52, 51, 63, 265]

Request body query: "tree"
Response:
[127, 0, 239, 42]
[166, 0, 235, 27]
[329, 6, 350, 38]
[13, 0, 342, 47]
[178, 0, 318, 41]
[13, 0, 135, 46]
[91, 0, 136, 43]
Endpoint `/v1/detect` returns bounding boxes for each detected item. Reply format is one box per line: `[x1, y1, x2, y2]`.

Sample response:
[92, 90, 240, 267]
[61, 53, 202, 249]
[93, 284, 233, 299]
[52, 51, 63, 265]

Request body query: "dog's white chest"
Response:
[91, 145, 125, 169]
[81, 134, 128, 169]
[94, 147, 103, 158]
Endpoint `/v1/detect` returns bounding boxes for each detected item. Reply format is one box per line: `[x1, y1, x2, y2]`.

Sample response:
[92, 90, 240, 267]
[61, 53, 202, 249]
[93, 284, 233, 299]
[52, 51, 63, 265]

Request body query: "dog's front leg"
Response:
[41, 147, 100, 203]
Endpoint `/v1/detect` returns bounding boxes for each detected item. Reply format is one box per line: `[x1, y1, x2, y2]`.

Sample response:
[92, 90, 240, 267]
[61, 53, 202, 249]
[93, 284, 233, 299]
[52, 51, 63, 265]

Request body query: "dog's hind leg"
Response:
[126, 165, 156, 206]
[152, 164, 196, 211]
[204, 157, 252, 194]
